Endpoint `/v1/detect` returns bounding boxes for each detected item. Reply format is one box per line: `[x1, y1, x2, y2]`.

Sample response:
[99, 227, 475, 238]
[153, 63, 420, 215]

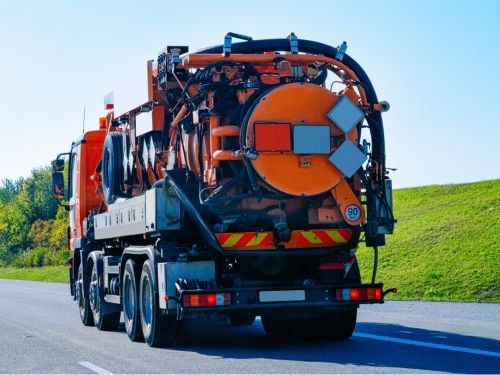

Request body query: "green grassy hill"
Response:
[1, 179, 499, 302]
[358, 179, 500, 302]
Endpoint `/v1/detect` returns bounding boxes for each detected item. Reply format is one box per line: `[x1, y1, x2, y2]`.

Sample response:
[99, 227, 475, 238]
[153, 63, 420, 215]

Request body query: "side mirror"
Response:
[52, 172, 65, 199]
[52, 159, 65, 172]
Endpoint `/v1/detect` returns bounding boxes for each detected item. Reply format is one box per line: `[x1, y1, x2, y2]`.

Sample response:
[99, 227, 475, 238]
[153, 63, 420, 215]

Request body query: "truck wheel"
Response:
[90, 264, 120, 331]
[229, 314, 256, 326]
[77, 264, 94, 326]
[101, 132, 126, 204]
[261, 316, 297, 337]
[140, 260, 177, 347]
[328, 309, 357, 340]
[302, 309, 357, 340]
[123, 259, 144, 342]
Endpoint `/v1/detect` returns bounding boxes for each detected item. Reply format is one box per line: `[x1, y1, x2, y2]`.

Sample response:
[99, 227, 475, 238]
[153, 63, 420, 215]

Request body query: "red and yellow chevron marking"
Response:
[216, 232, 274, 250]
[295, 229, 351, 246]
[215, 229, 352, 250]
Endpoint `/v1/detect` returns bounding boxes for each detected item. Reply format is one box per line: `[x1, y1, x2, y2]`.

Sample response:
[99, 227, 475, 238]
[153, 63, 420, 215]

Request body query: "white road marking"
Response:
[354, 332, 500, 358]
[78, 361, 113, 374]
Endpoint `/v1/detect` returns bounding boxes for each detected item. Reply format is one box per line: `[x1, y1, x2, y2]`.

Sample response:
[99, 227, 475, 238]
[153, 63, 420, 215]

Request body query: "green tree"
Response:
[0, 178, 23, 204]
[17, 166, 59, 223]
[0, 200, 30, 252]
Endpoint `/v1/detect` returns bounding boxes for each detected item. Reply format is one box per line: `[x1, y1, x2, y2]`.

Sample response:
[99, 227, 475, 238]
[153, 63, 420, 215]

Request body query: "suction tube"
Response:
[196, 39, 386, 167]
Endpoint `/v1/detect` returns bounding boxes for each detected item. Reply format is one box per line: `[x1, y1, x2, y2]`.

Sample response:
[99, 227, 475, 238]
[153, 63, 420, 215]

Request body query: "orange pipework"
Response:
[211, 125, 240, 137]
[181, 53, 367, 105]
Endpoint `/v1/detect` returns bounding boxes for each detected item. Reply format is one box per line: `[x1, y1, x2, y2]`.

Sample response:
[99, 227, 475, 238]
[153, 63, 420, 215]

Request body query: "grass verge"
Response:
[358, 179, 499, 302]
[0, 266, 68, 283]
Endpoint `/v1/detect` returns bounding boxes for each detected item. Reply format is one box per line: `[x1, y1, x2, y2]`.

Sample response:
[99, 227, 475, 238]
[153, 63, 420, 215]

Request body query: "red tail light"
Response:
[350, 288, 360, 300]
[183, 293, 231, 307]
[337, 287, 383, 301]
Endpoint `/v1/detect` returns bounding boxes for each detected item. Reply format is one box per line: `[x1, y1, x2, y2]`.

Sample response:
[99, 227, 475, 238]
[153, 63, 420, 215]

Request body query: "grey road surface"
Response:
[0, 279, 499, 374]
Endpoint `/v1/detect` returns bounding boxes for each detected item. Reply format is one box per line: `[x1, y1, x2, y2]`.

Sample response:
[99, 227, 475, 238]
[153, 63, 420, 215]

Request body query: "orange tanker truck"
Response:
[52, 33, 395, 347]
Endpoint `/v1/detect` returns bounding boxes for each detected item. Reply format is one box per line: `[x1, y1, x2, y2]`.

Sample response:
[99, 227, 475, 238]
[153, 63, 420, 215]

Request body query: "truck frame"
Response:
[52, 33, 395, 347]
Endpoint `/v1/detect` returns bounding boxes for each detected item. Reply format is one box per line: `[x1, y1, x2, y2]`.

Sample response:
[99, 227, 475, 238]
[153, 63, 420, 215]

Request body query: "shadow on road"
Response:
[162, 319, 500, 374]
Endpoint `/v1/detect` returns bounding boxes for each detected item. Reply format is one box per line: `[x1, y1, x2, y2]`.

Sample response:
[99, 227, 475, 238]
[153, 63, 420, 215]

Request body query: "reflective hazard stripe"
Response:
[216, 232, 273, 248]
[216, 229, 351, 250]
[297, 229, 350, 245]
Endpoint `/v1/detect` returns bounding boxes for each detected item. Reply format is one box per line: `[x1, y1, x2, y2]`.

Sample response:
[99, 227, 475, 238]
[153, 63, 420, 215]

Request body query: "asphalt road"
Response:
[0, 279, 498, 374]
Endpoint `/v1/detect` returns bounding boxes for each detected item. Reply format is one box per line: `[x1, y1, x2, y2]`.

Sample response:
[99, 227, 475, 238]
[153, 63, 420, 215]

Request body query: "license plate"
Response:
[259, 290, 306, 303]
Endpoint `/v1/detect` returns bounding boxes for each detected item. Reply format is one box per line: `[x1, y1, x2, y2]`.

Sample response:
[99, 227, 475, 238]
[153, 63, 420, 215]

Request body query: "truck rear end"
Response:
[52, 33, 395, 347]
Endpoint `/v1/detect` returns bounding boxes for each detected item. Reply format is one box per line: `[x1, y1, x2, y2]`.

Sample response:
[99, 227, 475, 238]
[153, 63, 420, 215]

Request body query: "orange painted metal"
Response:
[215, 229, 352, 251]
[212, 150, 242, 161]
[70, 129, 106, 250]
[211, 125, 240, 137]
[330, 179, 365, 226]
[152, 104, 165, 132]
[245, 83, 358, 196]
[209, 115, 220, 168]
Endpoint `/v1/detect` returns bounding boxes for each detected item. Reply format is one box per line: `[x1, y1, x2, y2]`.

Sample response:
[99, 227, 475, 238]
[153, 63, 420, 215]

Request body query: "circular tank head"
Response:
[244, 83, 362, 196]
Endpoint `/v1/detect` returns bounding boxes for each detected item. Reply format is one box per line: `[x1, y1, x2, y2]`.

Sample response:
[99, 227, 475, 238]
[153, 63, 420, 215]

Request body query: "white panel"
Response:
[259, 290, 306, 302]
[327, 96, 365, 134]
[329, 140, 367, 178]
[136, 111, 153, 137]
[293, 125, 330, 154]
[112, 61, 149, 118]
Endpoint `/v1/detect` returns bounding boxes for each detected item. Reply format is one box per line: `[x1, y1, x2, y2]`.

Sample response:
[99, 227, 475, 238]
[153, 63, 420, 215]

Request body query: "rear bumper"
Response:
[173, 283, 385, 319]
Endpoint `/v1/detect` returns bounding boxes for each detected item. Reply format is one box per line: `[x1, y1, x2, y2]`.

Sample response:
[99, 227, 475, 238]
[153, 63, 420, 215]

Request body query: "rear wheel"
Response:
[229, 314, 256, 326]
[140, 260, 177, 347]
[301, 309, 357, 340]
[77, 263, 94, 326]
[90, 263, 120, 331]
[261, 316, 297, 337]
[123, 259, 143, 342]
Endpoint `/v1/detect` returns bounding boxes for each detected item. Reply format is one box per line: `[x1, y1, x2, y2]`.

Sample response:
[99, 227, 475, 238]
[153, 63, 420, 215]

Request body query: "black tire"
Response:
[101, 132, 127, 204]
[300, 309, 357, 340]
[122, 259, 144, 342]
[140, 260, 177, 347]
[77, 263, 94, 326]
[229, 314, 256, 326]
[261, 316, 297, 337]
[90, 263, 120, 331]
[300, 259, 360, 340]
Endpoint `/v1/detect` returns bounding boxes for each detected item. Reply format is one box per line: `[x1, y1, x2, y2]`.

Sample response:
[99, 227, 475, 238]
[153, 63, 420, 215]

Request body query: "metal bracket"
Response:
[288, 32, 298, 54]
[335, 41, 348, 61]
[223, 32, 253, 56]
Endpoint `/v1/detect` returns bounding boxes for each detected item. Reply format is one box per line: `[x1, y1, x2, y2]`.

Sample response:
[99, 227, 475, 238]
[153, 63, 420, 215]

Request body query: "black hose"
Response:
[196, 39, 386, 167]
[372, 246, 378, 284]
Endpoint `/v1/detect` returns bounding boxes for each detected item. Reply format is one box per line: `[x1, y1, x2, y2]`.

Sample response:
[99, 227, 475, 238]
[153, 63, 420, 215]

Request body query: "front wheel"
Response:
[140, 260, 177, 347]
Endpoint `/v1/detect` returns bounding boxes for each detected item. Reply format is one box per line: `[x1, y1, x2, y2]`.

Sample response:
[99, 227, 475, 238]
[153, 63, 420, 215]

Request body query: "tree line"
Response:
[0, 166, 69, 267]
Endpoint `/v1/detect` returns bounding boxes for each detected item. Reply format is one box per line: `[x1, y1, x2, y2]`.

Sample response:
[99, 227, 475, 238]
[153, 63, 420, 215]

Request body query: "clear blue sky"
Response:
[0, 0, 498, 188]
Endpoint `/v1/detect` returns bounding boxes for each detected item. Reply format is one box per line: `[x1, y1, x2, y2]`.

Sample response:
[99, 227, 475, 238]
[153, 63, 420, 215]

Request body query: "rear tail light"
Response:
[183, 293, 231, 307]
[336, 287, 383, 301]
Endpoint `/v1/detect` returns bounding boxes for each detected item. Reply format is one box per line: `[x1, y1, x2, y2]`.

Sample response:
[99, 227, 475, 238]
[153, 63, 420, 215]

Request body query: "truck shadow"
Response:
[166, 320, 500, 374]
